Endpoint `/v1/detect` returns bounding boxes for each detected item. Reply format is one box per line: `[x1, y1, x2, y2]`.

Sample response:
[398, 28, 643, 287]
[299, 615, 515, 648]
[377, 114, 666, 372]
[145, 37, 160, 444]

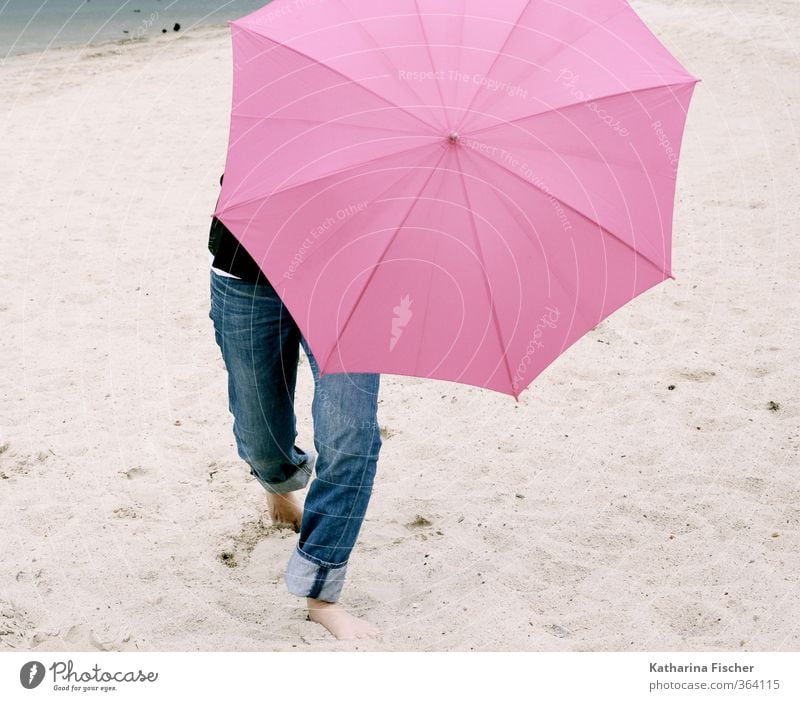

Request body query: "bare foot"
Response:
[266, 490, 303, 532]
[306, 598, 380, 640]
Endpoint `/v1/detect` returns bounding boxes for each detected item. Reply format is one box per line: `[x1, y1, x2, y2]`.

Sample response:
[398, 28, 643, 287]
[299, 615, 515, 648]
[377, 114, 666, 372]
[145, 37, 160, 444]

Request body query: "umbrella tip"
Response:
[448, 132, 461, 145]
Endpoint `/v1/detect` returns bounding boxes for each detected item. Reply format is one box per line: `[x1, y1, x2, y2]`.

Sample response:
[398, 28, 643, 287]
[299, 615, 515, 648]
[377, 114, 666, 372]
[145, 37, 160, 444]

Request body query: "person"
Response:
[207, 174, 383, 640]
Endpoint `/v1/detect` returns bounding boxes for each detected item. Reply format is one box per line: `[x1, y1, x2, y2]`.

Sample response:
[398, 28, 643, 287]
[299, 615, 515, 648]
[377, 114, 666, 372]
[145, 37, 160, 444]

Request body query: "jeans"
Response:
[208, 268, 382, 603]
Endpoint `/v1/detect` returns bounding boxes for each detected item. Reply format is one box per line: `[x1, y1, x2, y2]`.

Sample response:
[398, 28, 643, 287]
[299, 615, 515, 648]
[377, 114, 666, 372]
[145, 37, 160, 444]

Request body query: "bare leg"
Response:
[306, 597, 380, 640]
[266, 491, 303, 532]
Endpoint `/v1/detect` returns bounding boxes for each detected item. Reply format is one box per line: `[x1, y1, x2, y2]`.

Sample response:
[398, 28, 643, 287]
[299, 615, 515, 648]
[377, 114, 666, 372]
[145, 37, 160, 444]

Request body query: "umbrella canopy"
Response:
[213, 0, 699, 400]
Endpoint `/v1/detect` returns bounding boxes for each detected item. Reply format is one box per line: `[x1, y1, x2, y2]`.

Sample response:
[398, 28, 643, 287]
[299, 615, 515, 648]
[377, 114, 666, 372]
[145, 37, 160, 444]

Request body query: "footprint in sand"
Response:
[218, 516, 295, 569]
[544, 623, 573, 639]
[746, 366, 770, 378]
[112, 505, 142, 519]
[31, 624, 134, 652]
[0, 446, 40, 478]
[0, 600, 34, 650]
[651, 596, 725, 638]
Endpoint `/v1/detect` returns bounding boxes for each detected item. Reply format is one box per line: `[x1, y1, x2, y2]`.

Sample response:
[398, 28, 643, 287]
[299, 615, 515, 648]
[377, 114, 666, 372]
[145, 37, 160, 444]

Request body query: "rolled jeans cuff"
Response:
[284, 545, 348, 603]
[251, 453, 315, 495]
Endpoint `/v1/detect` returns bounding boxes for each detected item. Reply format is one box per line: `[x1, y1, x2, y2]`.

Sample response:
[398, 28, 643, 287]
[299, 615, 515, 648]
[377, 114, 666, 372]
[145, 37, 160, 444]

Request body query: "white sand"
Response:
[1, 0, 798, 651]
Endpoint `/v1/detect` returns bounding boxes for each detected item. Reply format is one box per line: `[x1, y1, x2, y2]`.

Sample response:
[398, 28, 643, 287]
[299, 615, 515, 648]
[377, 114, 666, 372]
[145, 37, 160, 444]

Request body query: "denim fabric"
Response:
[208, 268, 382, 603]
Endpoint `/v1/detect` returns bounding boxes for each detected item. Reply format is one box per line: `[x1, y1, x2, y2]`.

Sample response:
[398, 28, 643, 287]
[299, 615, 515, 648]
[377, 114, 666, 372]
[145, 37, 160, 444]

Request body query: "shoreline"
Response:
[2, 22, 230, 64]
[1, 23, 232, 104]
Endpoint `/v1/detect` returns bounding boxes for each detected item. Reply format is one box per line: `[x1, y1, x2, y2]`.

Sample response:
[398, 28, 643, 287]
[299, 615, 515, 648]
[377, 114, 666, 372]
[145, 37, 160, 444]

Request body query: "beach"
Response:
[0, 0, 798, 651]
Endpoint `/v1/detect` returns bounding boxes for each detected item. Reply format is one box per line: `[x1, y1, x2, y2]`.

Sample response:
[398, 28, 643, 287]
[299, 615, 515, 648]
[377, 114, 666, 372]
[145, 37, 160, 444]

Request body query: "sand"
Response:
[0, 0, 798, 651]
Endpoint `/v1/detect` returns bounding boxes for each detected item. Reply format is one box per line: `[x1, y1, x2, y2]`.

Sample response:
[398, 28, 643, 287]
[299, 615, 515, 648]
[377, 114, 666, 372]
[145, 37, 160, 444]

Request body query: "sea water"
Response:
[0, 0, 271, 57]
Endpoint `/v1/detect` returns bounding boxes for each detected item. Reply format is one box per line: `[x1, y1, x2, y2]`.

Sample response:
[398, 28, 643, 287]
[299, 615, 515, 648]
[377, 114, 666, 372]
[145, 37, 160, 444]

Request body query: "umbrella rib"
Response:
[459, 147, 596, 332]
[491, 134, 676, 183]
[521, 3, 629, 79]
[455, 0, 466, 105]
[452, 0, 536, 136]
[412, 0, 449, 130]
[316, 147, 449, 376]
[236, 22, 441, 136]
[458, 2, 632, 130]
[465, 148, 672, 278]
[215, 140, 440, 218]
[272, 143, 447, 283]
[452, 148, 517, 399]
[230, 112, 426, 135]
[410, 151, 453, 377]
[334, 0, 447, 132]
[461, 80, 698, 139]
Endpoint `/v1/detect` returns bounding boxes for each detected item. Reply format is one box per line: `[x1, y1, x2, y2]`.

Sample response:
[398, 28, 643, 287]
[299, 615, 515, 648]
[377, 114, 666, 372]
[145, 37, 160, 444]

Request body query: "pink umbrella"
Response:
[213, 0, 699, 400]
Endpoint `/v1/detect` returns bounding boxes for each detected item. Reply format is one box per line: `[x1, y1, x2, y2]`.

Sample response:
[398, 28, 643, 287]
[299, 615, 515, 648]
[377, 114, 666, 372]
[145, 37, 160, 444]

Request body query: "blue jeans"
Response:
[208, 269, 382, 603]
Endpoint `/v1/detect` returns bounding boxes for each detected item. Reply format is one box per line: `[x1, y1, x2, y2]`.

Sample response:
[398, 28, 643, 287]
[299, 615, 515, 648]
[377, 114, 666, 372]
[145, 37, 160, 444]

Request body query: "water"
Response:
[0, 0, 272, 57]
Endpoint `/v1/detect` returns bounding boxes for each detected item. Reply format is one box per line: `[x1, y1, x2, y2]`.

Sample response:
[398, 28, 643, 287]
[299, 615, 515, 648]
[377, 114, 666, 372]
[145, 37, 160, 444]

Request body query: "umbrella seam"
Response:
[316, 147, 450, 376]
[452, 0, 538, 136]
[270, 147, 448, 287]
[457, 1, 633, 132]
[461, 79, 698, 139]
[464, 146, 672, 278]
[215, 140, 441, 218]
[337, 0, 449, 131]
[458, 147, 596, 335]
[453, 148, 517, 398]
[409, 152, 452, 380]
[228, 112, 429, 136]
[412, 0, 451, 131]
[233, 22, 441, 136]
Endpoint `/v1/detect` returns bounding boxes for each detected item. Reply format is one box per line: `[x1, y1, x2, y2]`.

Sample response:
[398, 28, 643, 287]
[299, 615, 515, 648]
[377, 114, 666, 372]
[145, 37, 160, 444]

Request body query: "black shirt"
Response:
[207, 173, 270, 285]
